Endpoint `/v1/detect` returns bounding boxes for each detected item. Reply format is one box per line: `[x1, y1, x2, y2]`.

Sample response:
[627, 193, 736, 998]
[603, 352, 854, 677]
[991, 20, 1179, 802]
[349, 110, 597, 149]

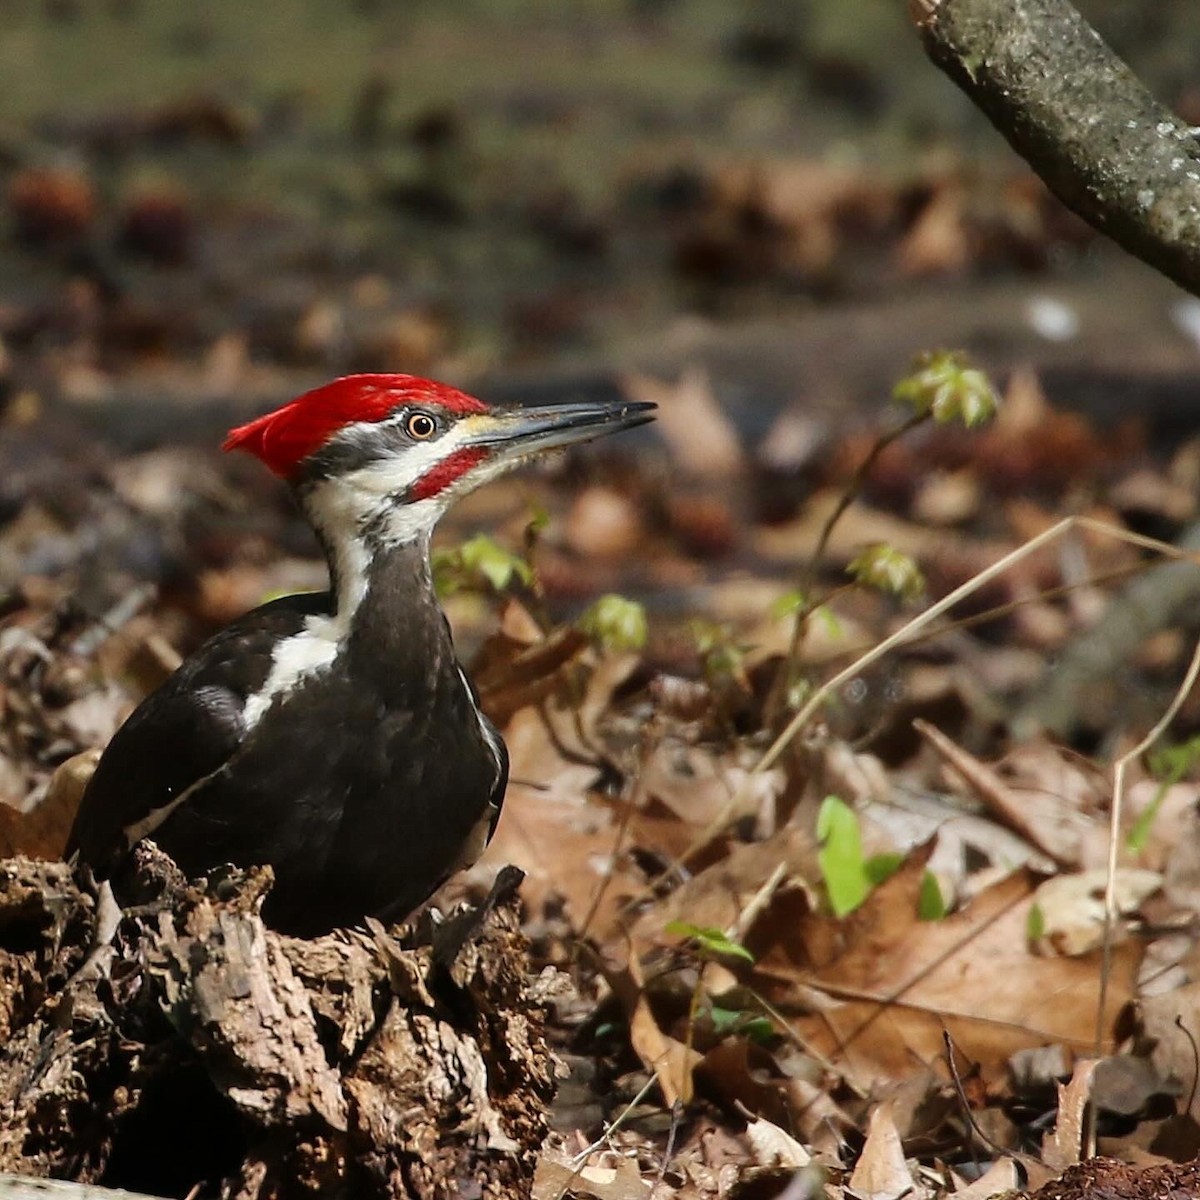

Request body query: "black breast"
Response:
[109, 541, 507, 937]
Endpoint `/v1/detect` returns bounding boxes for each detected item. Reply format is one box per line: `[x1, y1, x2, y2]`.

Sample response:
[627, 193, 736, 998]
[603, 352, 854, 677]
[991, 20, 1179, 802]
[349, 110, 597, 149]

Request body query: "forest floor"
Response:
[3, 3, 1200, 1198]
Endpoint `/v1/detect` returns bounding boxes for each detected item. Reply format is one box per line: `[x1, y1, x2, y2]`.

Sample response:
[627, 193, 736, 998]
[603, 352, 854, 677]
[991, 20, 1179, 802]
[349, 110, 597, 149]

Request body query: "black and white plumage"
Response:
[66, 374, 654, 936]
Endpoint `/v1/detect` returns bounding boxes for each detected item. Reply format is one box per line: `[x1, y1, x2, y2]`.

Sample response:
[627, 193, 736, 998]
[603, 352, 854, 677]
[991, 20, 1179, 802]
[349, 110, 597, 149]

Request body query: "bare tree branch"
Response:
[911, 0, 1200, 296]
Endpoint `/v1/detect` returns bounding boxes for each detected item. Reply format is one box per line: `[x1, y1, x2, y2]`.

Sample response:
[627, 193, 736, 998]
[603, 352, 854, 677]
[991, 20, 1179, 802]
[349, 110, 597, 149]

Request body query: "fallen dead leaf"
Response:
[605, 950, 701, 1108]
[1031, 869, 1161, 958]
[623, 367, 745, 478]
[953, 1157, 1020, 1199]
[847, 1100, 922, 1200]
[757, 863, 1141, 1088]
[744, 1115, 811, 1169]
[1041, 1058, 1098, 1171]
[534, 1148, 651, 1200]
[0, 747, 98, 858]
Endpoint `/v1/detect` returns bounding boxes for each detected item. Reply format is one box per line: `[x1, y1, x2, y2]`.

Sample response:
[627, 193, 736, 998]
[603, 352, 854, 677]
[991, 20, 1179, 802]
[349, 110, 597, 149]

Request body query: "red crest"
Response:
[223, 374, 488, 478]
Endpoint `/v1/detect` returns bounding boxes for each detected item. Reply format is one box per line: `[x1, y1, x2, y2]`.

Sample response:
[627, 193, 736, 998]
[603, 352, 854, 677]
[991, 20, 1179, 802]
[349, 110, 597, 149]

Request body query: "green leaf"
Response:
[893, 351, 999, 428]
[709, 1005, 775, 1045]
[525, 502, 550, 537]
[1026, 901, 1045, 942]
[1129, 734, 1200, 851]
[918, 871, 947, 921]
[666, 920, 755, 964]
[432, 534, 533, 597]
[1127, 786, 1168, 853]
[847, 544, 925, 602]
[460, 534, 533, 591]
[816, 795, 871, 917]
[864, 852, 904, 887]
[771, 589, 808, 621]
[578, 594, 648, 652]
[688, 618, 746, 680]
[814, 604, 844, 638]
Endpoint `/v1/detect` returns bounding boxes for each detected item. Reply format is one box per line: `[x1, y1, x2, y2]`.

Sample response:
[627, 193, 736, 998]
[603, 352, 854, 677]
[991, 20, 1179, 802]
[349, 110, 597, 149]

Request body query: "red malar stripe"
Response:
[408, 447, 488, 501]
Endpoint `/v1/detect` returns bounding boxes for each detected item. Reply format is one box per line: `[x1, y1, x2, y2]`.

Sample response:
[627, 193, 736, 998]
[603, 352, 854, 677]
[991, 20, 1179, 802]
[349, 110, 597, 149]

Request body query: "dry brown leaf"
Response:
[758, 864, 1141, 1087]
[605, 951, 700, 1108]
[564, 486, 646, 559]
[627, 827, 819, 961]
[1041, 1058, 1098, 1171]
[896, 183, 970, 277]
[1031, 869, 1161, 957]
[953, 1157, 1020, 1198]
[848, 1100, 922, 1200]
[477, 706, 636, 935]
[534, 1150, 651, 1200]
[915, 721, 1086, 867]
[623, 368, 745, 478]
[0, 747, 98, 859]
[744, 1115, 811, 1169]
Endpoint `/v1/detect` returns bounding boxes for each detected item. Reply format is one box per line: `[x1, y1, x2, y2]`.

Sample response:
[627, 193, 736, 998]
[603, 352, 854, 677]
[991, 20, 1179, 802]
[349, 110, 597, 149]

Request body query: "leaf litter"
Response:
[5, 330, 1200, 1198]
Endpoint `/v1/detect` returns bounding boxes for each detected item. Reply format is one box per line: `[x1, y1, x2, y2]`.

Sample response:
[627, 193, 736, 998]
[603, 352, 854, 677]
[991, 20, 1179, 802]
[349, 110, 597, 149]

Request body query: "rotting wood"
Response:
[0, 850, 561, 1200]
[0, 1175, 163, 1199]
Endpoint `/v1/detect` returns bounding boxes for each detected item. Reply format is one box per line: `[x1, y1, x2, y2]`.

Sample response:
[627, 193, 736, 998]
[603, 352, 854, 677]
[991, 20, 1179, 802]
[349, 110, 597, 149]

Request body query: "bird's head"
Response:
[223, 373, 655, 546]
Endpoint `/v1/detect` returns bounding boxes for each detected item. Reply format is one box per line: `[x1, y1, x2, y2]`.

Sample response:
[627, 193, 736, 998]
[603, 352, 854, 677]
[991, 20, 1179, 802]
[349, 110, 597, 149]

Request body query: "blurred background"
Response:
[1, 1, 1197, 391]
[3, 0, 1200, 665]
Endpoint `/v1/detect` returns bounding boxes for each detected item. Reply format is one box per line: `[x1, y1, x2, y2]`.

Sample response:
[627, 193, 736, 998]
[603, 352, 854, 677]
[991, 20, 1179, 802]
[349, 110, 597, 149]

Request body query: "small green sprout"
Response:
[432, 534, 533, 598]
[817, 795, 871, 917]
[1026, 901, 1046, 942]
[689, 618, 746, 682]
[771, 589, 809, 621]
[918, 871, 947, 921]
[666, 920, 755, 964]
[577, 593, 648, 653]
[708, 1004, 775, 1045]
[1128, 733, 1200, 851]
[847, 544, 925, 602]
[817, 796, 914, 918]
[893, 350, 999, 428]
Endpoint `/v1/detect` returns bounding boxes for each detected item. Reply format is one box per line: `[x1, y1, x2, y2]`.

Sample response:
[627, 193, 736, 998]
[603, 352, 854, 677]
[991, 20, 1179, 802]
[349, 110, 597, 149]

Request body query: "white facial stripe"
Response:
[306, 417, 514, 555]
[241, 414, 513, 731]
[330, 416, 497, 498]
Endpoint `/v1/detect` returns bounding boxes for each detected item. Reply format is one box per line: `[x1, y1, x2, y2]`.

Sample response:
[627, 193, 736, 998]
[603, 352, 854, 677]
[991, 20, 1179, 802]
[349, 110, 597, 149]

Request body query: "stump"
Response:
[0, 848, 560, 1199]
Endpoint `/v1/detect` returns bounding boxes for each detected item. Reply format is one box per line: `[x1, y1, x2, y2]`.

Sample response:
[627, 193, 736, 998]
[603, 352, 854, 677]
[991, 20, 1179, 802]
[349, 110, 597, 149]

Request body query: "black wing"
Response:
[66, 592, 330, 875]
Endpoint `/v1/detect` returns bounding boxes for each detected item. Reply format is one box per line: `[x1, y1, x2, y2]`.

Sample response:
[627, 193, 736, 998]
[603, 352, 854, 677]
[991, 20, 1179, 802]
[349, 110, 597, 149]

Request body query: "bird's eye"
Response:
[405, 412, 438, 440]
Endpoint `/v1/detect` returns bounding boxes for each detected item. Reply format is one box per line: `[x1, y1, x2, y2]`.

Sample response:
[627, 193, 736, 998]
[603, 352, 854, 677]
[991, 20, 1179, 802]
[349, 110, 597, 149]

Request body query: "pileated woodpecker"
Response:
[66, 374, 654, 936]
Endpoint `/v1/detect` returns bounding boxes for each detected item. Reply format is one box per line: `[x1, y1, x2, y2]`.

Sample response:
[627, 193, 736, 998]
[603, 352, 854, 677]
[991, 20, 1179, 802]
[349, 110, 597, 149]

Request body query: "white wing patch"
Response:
[242, 614, 344, 728]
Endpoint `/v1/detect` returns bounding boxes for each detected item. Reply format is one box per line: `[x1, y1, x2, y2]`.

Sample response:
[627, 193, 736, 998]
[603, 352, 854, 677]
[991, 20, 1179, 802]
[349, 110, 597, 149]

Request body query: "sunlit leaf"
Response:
[847, 544, 925, 601]
[893, 350, 999, 428]
[1129, 734, 1200, 851]
[666, 920, 755, 964]
[578, 593, 648, 652]
[1026, 902, 1045, 942]
[817, 795, 870, 917]
[771, 589, 807, 621]
[709, 1005, 775, 1044]
[688, 618, 746, 681]
[432, 534, 533, 597]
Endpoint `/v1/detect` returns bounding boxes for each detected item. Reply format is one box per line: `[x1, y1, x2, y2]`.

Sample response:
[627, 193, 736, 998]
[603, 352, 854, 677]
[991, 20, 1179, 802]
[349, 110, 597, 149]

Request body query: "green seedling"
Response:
[578, 593, 648, 653]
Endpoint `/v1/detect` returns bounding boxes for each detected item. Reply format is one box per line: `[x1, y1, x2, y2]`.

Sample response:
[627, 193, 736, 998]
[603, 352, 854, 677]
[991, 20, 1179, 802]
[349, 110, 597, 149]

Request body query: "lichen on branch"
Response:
[912, 0, 1200, 295]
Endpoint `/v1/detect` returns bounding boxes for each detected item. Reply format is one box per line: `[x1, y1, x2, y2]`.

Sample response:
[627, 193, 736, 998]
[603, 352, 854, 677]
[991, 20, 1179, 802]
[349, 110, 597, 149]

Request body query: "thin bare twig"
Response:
[576, 727, 656, 943]
[1098, 634, 1200, 1050]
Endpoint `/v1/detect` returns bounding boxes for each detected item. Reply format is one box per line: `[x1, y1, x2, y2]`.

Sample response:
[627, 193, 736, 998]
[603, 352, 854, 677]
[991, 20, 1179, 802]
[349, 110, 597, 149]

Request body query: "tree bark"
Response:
[911, 0, 1200, 296]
